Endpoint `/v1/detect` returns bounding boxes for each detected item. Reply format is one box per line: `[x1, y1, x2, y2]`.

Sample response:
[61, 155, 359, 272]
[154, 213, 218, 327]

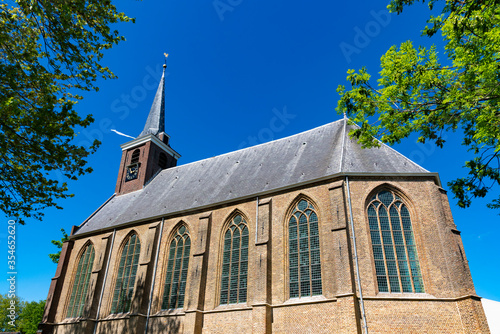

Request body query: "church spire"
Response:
[139, 63, 167, 138]
[114, 55, 180, 195]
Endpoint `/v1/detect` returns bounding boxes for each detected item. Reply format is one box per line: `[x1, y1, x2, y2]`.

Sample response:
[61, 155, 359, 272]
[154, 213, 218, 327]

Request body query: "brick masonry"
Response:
[115, 138, 177, 195]
[40, 176, 490, 334]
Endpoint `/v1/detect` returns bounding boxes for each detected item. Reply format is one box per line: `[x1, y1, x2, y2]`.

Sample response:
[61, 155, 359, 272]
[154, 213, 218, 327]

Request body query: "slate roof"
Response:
[138, 66, 166, 137]
[74, 118, 434, 236]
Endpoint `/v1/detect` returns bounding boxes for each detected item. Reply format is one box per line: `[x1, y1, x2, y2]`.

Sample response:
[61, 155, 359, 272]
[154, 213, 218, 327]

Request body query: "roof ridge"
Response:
[347, 122, 429, 172]
[340, 117, 347, 172]
[381, 141, 430, 172]
[76, 117, 437, 236]
[156, 118, 345, 175]
[77, 194, 116, 230]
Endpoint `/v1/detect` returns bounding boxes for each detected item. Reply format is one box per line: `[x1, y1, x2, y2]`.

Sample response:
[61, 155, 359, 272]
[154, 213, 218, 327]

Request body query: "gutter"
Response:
[71, 171, 440, 239]
[255, 196, 259, 243]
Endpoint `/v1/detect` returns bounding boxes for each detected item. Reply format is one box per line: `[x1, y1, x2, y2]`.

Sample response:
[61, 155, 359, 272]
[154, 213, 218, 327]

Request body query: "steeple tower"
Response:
[115, 62, 180, 195]
[139, 65, 166, 137]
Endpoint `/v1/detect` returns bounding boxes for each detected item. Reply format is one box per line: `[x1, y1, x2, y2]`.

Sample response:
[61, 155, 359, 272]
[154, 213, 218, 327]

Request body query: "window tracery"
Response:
[288, 199, 322, 298]
[368, 190, 424, 293]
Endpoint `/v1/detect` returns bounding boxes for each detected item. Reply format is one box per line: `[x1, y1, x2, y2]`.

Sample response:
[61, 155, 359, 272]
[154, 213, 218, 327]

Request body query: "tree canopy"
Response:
[0, 293, 23, 332]
[18, 300, 46, 334]
[0, 0, 133, 224]
[49, 228, 69, 264]
[0, 294, 45, 334]
[337, 0, 500, 211]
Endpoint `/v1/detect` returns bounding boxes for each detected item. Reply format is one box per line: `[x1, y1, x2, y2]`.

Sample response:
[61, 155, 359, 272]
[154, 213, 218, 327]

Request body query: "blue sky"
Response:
[2, 0, 499, 303]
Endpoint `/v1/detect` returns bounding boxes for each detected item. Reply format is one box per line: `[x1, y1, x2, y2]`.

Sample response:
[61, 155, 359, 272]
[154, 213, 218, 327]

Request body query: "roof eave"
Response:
[120, 134, 181, 159]
[70, 171, 439, 239]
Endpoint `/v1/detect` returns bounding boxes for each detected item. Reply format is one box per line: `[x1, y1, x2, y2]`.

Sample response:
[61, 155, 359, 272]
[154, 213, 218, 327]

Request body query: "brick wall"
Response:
[42, 176, 490, 333]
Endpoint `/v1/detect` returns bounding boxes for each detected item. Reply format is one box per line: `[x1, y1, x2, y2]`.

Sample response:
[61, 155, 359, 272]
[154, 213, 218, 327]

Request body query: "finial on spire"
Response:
[138, 58, 167, 138]
[343, 112, 347, 120]
[163, 52, 168, 69]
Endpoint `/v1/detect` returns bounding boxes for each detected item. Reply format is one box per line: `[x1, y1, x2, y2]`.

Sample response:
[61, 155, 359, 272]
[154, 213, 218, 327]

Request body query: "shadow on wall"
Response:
[146, 290, 183, 333]
[96, 318, 133, 334]
[148, 316, 182, 334]
[57, 313, 181, 334]
[132, 267, 183, 334]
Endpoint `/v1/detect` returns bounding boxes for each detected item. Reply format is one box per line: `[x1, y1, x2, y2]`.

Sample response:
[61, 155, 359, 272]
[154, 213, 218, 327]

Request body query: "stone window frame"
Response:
[284, 195, 324, 300]
[65, 241, 95, 319]
[161, 222, 191, 310]
[365, 187, 425, 294]
[217, 211, 250, 306]
[109, 231, 141, 314]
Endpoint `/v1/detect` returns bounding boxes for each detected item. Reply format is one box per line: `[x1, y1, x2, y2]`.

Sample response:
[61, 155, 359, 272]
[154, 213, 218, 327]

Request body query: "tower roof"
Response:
[138, 65, 166, 138]
[74, 118, 438, 236]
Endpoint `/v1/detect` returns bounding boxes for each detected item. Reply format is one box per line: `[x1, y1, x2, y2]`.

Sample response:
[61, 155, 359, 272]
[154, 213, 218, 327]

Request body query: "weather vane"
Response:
[164, 52, 169, 68]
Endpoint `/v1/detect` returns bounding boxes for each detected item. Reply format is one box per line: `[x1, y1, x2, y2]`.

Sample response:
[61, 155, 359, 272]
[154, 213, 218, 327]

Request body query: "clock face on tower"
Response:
[126, 164, 139, 181]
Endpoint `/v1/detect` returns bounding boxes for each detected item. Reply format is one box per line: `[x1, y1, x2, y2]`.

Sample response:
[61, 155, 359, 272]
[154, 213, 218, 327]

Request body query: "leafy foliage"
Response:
[0, 293, 23, 332]
[0, 294, 46, 334]
[337, 0, 500, 211]
[0, 0, 133, 223]
[18, 300, 46, 334]
[49, 228, 69, 264]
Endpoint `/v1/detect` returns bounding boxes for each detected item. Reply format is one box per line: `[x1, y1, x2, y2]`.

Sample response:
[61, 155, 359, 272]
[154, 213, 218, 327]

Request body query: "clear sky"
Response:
[1, 0, 499, 303]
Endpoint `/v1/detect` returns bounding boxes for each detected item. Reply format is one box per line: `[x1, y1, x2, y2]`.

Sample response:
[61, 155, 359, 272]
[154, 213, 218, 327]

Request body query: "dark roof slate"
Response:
[138, 68, 166, 137]
[74, 119, 430, 236]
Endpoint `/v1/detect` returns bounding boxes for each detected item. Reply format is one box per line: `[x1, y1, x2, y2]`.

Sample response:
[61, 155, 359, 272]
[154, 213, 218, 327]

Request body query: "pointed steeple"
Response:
[114, 59, 180, 196]
[139, 64, 166, 137]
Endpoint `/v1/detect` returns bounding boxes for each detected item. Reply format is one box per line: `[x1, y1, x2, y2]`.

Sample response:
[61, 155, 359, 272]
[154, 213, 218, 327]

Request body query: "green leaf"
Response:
[0, 1, 133, 223]
[337, 0, 500, 212]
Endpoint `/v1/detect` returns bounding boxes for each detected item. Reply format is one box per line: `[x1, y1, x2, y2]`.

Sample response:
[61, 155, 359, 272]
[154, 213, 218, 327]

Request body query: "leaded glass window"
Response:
[66, 243, 95, 318]
[368, 190, 424, 293]
[111, 233, 141, 314]
[220, 215, 249, 304]
[162, 225, 191, 309]
[289, 199, 322, 298]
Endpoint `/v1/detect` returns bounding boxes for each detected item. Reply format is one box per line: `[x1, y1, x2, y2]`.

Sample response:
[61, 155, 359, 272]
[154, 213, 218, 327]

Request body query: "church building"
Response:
[39, 65, 490, 333]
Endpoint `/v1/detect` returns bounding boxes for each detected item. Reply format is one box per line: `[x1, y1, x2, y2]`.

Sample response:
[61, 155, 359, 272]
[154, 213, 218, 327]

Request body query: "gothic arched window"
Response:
[220, 215, 249, 304]
[368, 190, 424, 293]
[162, 225, 191, 310]
[288, 199, 322, 298]
[66, 243, 95, 318]
[110, 233, 141, 314]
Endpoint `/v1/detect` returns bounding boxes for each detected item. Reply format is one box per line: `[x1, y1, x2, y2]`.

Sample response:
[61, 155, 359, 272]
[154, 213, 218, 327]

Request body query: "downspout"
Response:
[345, 176, 369, 334]
[93, 228, 116, 334]
[145, 218, 164, 334]
[255, 196, 259, 243]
